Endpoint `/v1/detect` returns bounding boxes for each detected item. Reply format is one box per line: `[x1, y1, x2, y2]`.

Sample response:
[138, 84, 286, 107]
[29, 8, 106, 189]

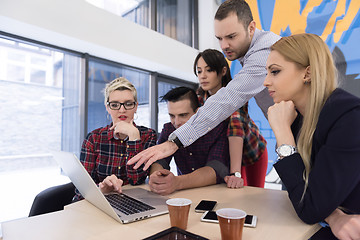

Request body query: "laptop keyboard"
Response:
[105, 193, 155, 215]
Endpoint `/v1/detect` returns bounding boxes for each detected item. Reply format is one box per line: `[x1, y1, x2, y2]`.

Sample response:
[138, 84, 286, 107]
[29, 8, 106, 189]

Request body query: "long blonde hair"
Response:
[271, 33, 337, 197]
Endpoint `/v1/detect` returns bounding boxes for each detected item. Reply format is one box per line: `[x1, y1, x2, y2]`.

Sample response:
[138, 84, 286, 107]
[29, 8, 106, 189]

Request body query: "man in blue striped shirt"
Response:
[128, 0, 280, 170]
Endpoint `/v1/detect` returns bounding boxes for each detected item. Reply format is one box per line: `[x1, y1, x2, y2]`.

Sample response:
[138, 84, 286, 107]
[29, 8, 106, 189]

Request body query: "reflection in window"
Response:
[87, 0, 150, 28]
[86, 0, 196, 48]
[0, 35, 81, 166]
[30, 69, 46, 84]
[31, 57, 47, 66]
[7, 65, 24, 81]
[157, 0, 193, 46]
[87, 59, 150, 134]
[122, 0, 150, 28]
[157, 81, 181, 132]
[8, 52, 25, 62]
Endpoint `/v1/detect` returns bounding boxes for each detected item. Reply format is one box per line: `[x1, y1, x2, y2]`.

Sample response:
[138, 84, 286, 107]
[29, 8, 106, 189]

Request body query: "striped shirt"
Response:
[172, 29, 280, 147]
[199, 95, 266, 166]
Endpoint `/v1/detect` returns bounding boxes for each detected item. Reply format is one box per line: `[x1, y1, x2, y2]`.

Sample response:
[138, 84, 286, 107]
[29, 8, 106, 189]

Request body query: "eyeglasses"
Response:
[107, 101, 136, 110]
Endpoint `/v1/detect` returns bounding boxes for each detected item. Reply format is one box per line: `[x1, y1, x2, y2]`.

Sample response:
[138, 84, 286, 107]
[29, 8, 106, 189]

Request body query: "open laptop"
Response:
[52, 151, 169, 224]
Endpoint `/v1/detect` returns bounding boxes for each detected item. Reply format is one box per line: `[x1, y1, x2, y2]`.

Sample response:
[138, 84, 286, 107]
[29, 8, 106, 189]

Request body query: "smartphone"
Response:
[200, 211, 258, 228]
[194, 200, 217, 213]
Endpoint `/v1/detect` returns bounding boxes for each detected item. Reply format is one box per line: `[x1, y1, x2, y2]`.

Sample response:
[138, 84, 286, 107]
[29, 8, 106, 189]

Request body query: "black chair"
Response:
[28, 182, 75, 217]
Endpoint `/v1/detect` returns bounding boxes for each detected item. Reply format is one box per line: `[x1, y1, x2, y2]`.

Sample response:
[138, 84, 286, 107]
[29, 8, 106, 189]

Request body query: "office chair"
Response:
[28, 182, 75, 217]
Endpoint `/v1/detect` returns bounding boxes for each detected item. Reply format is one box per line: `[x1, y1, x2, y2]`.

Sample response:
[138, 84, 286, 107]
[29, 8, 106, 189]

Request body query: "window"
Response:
[87, 58, 151, 133]
[0, 34, 82, 221]
[157, 78, 197, 132]
[156, 0, 195, 47]
[86, 0, 198, 48]
[122, 0, 150, 28]
[0, 33, 194, 223]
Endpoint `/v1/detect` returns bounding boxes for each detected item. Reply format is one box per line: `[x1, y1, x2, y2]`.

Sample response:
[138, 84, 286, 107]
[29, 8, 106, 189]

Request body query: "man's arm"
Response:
[174, 34, 276, 147]
[325, 208, 360, 240]
[128, 32, 278, 169]
[177, 166, 216, 190]
[150, 166, 216, 195]
[149, 162, 165, 175]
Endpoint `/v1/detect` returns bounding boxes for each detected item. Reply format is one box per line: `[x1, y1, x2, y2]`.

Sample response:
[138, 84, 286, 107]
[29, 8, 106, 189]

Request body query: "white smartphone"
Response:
[200, 210, 258, 228]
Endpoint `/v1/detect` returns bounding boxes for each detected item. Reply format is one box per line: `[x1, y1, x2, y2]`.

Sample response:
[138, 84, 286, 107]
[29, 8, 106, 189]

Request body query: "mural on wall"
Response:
[228, 0, 360, 187]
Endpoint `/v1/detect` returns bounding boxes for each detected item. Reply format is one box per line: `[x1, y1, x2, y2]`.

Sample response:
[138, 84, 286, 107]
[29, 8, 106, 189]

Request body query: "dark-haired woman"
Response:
[194, 49, 268, 188]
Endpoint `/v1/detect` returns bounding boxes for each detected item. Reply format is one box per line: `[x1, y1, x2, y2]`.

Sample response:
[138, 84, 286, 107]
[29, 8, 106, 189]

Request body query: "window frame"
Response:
[0, 31, 197, 147]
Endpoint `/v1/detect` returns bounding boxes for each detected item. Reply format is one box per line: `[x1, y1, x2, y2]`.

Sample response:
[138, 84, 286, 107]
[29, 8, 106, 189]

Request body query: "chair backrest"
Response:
[28, 182, 75, 217]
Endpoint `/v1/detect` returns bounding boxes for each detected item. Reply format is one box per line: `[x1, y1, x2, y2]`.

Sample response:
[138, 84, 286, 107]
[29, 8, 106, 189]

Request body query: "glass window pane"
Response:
[157, 79, 197, 132]
[86, 0, 150, 28]
[7, 64, 25, 81]
[122, 0, 150, 28]
[157, 0, 193, 46]
[86, 0, 196, 47]
[0, 36, 81, 221]
[8, 51, 25, 62]
[0, 39, 81, 157]
[157, 81, 181, 132]
[30, 69, 46, 84]
[31, 57, 47, 66]
[87, 59, 150, 134]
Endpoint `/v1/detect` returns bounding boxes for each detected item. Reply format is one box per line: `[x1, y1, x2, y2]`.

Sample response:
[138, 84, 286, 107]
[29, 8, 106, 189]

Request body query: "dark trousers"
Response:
[309, 227, 338, 240]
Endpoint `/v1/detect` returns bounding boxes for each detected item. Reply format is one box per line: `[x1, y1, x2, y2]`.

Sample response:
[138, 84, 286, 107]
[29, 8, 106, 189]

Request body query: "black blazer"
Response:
[275, 88, 360, 224]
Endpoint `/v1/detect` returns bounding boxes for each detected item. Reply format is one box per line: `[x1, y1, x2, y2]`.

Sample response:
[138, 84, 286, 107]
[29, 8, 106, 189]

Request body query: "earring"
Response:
[304, 80, 311, 84]
[134, 112, 138, 120]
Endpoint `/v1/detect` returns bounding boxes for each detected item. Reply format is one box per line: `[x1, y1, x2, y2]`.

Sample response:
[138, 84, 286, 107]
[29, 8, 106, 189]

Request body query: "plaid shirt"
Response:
[156, 121, 230, 183]
[75, 123, 157, 200]
[199, 94, 266, 166]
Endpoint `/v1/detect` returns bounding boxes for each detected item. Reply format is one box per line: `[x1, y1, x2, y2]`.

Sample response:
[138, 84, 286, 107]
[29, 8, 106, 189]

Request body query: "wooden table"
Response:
[1, 184, 321, 239]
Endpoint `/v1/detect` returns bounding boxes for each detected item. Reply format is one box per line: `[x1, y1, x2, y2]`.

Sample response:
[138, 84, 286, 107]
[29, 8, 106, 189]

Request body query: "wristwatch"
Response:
[229, 172, 242, 178]
[168, 133, 183, 148]
[276, 144, 297, 158]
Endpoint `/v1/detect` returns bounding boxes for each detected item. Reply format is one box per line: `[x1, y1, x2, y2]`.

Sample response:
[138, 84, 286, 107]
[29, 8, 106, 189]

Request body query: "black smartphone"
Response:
[194, 200, 217, 213]
[200, 211, 258, 228]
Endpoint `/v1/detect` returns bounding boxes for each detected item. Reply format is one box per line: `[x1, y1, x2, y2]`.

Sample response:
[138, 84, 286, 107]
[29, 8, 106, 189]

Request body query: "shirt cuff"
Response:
[173, 122, 202, 147]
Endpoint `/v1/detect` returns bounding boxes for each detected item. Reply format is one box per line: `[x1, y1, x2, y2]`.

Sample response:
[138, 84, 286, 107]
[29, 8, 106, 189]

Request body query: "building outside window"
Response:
[86, 0, 198, 48]
[0, 35, 82, 222]
[87, 58, 151, 133]
[0, 18, 196, 220]
[157, 79, 197, 132]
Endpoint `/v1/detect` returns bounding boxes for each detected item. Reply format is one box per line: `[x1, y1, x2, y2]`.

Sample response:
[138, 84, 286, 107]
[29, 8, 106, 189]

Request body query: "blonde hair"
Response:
[271, 33, 337, 198]
[104, 77, 137, 105]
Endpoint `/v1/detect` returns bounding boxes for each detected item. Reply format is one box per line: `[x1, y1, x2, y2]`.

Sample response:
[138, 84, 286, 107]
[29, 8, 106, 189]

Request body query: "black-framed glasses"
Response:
[107, 101, 136, 110]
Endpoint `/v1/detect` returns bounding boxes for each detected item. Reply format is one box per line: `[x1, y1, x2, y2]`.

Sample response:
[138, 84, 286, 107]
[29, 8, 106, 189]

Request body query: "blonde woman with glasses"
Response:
[264, 33, 360, 239]
[74, 77, 157, 201]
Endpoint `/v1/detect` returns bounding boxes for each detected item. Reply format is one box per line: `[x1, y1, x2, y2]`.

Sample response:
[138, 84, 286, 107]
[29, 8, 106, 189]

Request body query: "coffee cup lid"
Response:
[216, 208, 247, 219]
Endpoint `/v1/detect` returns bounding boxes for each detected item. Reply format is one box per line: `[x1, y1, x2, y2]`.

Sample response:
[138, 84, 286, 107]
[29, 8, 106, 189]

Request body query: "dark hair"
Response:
[215, 0, 253, 28]
[161, 87, 200, 112]
[193, 49, 232, 97]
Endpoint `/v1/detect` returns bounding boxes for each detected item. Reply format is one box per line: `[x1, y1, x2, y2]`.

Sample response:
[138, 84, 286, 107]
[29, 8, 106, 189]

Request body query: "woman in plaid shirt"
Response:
[75, 77, 157, 200]
[194, 49, 268, 188]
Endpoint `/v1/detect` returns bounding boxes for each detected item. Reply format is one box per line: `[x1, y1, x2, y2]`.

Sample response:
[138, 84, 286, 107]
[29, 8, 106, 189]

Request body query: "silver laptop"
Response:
[52, 151, 169, 224]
